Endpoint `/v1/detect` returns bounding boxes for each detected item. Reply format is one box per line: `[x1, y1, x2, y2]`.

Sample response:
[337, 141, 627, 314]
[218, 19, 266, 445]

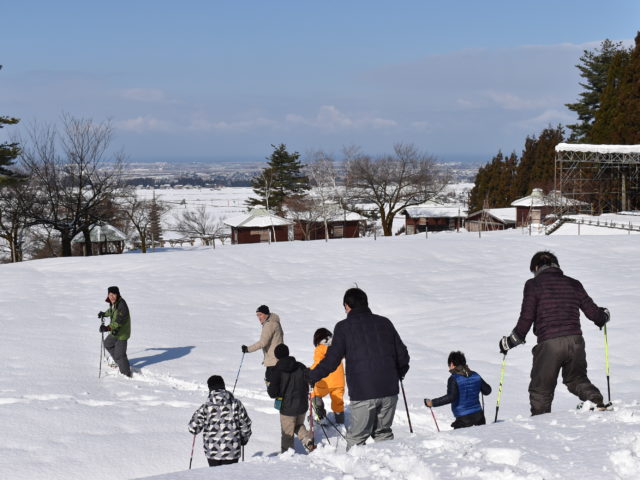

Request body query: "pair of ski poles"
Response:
[494, 325, 611, 423]
[189, 352, 246, 470]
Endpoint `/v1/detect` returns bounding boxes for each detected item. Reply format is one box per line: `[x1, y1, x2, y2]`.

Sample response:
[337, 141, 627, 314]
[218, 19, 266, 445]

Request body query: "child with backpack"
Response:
[267, 344, 315, 453]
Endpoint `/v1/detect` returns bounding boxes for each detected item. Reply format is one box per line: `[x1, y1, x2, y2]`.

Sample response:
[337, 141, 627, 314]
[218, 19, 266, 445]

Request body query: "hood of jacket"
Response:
[206, 388, 234, 405]
[277, 356, 302, 373]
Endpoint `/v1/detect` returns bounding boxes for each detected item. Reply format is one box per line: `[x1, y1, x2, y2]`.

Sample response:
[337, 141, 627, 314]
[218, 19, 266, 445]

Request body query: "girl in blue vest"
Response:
[424, 351, 492, 429]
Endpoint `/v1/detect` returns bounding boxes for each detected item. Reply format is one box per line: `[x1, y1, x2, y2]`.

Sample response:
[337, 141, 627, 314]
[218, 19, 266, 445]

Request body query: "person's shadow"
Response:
[130, 346, 195, 369]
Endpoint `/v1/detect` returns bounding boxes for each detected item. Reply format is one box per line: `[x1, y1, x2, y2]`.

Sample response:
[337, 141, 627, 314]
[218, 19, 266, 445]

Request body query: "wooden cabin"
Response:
[401, 206, 466, 234]
[292, 211, 366, 241]
[466, 208, 516, 232]
[224, 209, 293, 244]
[71, 223, 127, 255]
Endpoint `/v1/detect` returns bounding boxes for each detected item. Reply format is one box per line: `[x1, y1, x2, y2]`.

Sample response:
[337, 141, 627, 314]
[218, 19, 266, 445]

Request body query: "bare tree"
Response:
[306, 150, 339, 241]
[344, 143, 449, 236]
[120, 189, 169, 253]
[0, 182, 35, 262]
[19, 115, 126, 256]
[173, 204, 227, 248]
[284, 196, 325, 240]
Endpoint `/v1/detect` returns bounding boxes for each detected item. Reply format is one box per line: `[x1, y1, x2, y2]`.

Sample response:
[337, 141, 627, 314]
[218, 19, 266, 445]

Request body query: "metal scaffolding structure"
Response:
[554, 143, 640, 215]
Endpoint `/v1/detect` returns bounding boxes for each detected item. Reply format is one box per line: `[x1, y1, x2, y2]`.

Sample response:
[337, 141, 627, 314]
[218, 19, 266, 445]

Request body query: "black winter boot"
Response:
[334, 411, 344, 424]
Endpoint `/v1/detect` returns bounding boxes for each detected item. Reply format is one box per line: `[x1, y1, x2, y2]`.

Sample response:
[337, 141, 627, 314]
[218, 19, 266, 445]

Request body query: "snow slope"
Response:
[1, 229, 639, 480]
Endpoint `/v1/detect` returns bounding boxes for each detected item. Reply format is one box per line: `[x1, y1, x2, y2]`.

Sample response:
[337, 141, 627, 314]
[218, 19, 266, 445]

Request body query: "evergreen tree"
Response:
[0, 115, 22, 186]
[247, 144, 310, 213]
[468, 151, 518, 212]
[590, 32, 640, 144]
[565, 39, 628, 142]
[514, 126, 564, 197]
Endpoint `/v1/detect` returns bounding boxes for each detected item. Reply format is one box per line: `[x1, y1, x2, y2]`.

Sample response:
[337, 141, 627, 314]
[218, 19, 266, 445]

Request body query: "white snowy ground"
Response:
[1, 229, 639, 480]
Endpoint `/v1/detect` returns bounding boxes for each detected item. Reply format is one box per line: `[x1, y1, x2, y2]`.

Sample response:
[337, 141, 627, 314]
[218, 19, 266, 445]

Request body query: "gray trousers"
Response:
[529, 335, 603, 415]
[103, 335, 131, 377]
[347, 395, 398, 450]
[279, 413, 312, 453]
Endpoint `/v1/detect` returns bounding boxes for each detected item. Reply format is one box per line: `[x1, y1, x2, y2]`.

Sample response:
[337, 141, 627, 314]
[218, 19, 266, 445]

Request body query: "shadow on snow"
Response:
[130, 346, 195, 368]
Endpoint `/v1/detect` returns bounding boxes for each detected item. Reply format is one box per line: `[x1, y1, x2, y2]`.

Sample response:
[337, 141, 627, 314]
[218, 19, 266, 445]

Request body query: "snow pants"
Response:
[279, 413, 313, 453]
[104, 335, 132, 377]
[312, 386, 345, 413]
[347, 395, 398, 450]
[529, 335, 603, 415]
[451, 410, 486, 429]
[207, 458, 239, 467]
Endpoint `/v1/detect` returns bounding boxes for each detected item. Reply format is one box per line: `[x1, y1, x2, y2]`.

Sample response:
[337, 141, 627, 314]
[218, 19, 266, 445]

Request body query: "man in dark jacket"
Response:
[309, 287, 410, 450]
[98, 286, 132, 377]
[425, 351, 491, 429]
[499, 251, 610, 415]
[267, 344, 315, 453]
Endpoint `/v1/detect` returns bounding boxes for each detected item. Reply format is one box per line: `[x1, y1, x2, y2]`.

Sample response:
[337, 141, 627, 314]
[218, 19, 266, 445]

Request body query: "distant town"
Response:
[122, 160, 480, 189]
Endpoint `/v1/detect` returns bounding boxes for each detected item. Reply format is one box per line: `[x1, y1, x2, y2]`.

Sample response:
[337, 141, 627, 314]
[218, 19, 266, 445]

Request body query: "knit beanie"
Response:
[207, 375, 226, 391]
[256, 305, 270, 315]
[274, 344, 289, 359]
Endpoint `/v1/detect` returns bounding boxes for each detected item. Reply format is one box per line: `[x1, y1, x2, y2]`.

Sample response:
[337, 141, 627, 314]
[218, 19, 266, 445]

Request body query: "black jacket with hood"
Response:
[267, 356, 309, 416]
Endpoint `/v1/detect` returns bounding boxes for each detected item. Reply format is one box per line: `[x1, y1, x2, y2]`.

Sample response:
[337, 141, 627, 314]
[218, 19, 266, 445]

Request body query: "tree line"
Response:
[468, 33, 640, 213]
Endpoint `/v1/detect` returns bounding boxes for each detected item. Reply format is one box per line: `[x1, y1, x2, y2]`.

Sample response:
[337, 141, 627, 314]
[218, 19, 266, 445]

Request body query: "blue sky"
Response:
[1, 1, 638, 163]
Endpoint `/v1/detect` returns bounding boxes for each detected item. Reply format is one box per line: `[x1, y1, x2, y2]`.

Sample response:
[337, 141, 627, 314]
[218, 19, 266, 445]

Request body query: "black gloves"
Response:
[99, 324, 111, 333]
[97, 311, 105, 319]
[241, 436, 249, 446]
[595, 307, 610, 330]
[241, 345, 248, 353]
[424, 398, 432, 407]
[398, 364, 410, 381]
[499, 330, 524, 355]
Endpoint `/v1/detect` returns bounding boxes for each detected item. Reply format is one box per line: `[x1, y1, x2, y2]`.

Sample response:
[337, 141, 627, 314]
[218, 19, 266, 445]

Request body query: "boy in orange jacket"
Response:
[311, 328, 345, 424]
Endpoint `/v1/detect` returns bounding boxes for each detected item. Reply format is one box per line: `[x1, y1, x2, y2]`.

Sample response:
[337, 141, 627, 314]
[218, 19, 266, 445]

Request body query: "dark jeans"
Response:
[103, 335, 132, 377]
[529, 335, 603, 415]
[207, 458, 239, 467]
[451, 410, 486, 429]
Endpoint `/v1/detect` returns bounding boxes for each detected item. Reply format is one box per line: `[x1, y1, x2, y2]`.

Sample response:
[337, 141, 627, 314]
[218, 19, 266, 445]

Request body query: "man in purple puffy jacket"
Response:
[499, 251, 610, 415]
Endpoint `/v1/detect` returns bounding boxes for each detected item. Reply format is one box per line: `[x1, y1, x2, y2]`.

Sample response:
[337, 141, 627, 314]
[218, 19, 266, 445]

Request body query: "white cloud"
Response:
[120, 88, 169, 102]
[484, 91, 558, 110]
[517, 109, 575, 129]
[114, 115, 173, 133]
[285, 105, 397, 131]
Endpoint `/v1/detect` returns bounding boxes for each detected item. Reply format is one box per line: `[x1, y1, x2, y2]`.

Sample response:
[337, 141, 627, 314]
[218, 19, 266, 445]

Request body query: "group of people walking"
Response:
[97, 250, 611, 469]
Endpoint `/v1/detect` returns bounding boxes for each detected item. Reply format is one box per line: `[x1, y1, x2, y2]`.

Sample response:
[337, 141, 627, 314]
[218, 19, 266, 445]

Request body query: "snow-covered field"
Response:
[1, 215, 640, 479]
[135, 187, 253, 241]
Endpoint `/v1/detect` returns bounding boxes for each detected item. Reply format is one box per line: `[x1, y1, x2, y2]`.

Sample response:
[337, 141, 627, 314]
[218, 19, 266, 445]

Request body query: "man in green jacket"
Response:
[99, 286, 132, 377]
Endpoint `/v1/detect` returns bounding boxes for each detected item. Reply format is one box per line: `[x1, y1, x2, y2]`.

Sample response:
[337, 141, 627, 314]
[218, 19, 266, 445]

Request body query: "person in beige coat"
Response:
[242, 305, 284, 385]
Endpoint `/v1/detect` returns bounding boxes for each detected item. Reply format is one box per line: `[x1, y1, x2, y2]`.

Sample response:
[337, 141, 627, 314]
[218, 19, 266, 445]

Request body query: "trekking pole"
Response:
[323, 414, 346, 440]
[188, 434, 196, 470]
[308, 393, 315, 440]
[428, 406, 440, 432]
[311, 401, 331, 445]
[232, 352, 245, 395]
[494, 354, 507, 423]
[98, 319, 105, 378]
[400, 380, 413, 433]
[604, 324, 611, 404]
